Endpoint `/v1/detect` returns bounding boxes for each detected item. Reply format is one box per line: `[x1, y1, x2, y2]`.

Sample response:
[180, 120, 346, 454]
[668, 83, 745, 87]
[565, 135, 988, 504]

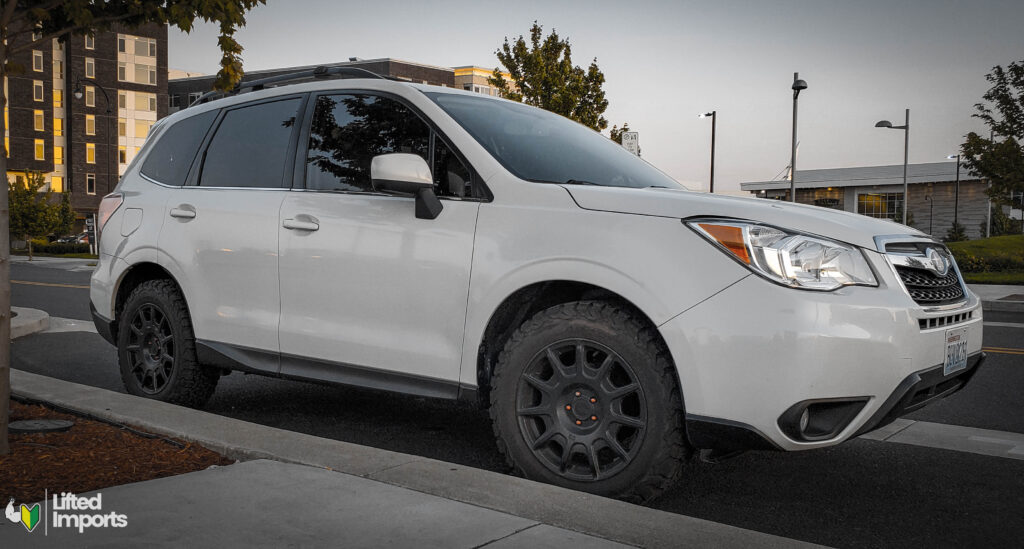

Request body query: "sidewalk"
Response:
[968, 284, 1024, 312]
[3, 370, 819, 548]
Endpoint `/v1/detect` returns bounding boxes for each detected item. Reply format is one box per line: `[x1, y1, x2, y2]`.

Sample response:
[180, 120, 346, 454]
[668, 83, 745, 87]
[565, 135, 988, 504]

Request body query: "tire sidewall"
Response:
[117, 284, 191, 401]
[492, 307, 679, 498]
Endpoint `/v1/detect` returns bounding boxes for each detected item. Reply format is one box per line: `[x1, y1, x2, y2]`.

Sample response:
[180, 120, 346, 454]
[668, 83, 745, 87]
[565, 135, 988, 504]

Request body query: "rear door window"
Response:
[199, 98, 302, 188]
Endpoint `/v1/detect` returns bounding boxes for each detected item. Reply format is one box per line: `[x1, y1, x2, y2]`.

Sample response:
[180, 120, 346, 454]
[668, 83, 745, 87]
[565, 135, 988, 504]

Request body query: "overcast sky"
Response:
[168, 0, 1024, 193]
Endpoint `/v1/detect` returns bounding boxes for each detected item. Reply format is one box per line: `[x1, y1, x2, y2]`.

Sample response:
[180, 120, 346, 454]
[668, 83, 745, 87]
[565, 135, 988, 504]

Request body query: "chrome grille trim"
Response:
[879, 238, 969, 310]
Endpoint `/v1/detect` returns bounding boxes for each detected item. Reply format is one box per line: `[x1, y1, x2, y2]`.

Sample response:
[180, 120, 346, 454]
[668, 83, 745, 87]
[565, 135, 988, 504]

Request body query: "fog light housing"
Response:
[779, 398, 869, 442]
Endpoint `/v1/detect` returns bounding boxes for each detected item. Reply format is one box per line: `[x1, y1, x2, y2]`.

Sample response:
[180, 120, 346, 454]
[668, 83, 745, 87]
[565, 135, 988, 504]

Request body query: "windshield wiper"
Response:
[564, 179, 606, 186]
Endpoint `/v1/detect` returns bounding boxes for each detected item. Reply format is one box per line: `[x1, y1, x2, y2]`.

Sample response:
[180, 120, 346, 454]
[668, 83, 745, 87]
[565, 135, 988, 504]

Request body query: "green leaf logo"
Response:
[20, 503, 40, 532]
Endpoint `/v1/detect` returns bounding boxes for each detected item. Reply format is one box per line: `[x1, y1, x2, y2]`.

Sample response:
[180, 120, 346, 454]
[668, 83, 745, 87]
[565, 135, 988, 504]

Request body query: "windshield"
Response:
[424, 92, 683, 190]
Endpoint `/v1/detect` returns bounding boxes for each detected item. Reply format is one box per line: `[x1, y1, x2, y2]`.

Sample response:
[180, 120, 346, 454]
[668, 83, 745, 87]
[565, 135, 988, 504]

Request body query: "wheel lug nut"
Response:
[565, 405, 572, 410]
[590, 398, 596, 403]
[575, 420, 582, 425]
[575, 391, 581, 397]
[591, 415, 597, 421]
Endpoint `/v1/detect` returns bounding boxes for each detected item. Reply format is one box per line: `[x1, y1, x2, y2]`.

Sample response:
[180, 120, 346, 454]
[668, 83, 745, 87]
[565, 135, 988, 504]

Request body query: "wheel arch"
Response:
[111, 261, 187, 342]
[474, 280, 679, 410]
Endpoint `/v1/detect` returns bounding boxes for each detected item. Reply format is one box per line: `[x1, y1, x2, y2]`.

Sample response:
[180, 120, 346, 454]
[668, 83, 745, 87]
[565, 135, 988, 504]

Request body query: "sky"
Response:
[168, 0, 1024, 193]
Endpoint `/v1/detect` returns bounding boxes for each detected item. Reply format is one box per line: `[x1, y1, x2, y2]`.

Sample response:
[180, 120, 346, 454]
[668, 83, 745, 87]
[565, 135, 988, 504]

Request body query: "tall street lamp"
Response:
[946, 154, 961, 228]
[698, 111, 716, 193]
[874, 109, 910, 225]
[789, 73, 807, 202]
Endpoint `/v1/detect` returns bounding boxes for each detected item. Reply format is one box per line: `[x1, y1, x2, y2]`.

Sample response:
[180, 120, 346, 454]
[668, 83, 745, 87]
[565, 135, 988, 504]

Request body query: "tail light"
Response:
[97, 192, 124, 245]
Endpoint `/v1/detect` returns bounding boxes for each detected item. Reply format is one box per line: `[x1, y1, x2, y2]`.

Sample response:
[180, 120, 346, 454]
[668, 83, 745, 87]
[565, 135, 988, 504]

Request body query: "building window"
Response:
[54, 145, 63, 165]
[53, 117, 63, 136]
[85, 34, 95, 50]
[857, 192, 904, 221]
[118, 90, 127, 109]
[33, 80, 44, 101]
[148, 94, 157, 112]
[118, 146, 126, 164]
[86, 143, 96, 164]
[32, 29, 41, 42]
[34, 110, 44, 131]
[118, 118, 126, 137]
[134, 64, 157, 85]
[134, 119, 152, 139]
[50, 176, 63, 193]
[32, 50, 43, 71]
[187, 92, 202, 104]
[117, 62, 126, 82]
[53, 59, 63, 79]
[85, 57, 95, 78]
[85, 114, 96, 135]
[118, 37, 126, 53]
[34, 139, 45, 160]
[86, 173, 96, 195]
[169, 95, 180, 109]
[53, 89, 62, 108]
[85, 86, 95, 107]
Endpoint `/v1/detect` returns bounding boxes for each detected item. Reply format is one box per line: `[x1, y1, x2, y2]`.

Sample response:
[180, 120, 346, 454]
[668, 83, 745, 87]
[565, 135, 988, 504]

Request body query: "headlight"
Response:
[687, 219, 877, 291]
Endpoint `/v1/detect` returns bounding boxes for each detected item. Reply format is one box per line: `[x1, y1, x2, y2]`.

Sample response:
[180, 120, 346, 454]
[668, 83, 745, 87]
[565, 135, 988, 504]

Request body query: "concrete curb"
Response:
[11, 307, 49, 338]
[982, 300, 1024, 313]
[10, 369, 820, 549]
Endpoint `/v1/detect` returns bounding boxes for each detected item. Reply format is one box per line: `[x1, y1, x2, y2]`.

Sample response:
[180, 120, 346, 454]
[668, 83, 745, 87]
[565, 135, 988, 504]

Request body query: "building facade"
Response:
[453, 66, 512, 96]
[5, 23, 168, 224]
[740, 162, 992, 240]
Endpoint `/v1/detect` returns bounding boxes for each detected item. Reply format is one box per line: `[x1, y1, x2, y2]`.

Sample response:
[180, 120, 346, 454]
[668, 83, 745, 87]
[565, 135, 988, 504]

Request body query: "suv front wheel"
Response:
[117, 279, 218, 408]
[489, 300, 687, 501]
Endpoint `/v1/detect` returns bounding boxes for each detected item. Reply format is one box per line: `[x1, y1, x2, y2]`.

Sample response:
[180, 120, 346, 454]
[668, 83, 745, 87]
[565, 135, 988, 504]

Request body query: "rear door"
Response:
[158, 95, 306, 365]
[277, 91, 482, 396]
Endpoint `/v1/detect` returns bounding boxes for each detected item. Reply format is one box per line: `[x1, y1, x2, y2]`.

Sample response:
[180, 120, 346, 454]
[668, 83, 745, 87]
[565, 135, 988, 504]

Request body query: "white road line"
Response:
[861, 419, 1024, 461]
[983, 321, 1024, 329]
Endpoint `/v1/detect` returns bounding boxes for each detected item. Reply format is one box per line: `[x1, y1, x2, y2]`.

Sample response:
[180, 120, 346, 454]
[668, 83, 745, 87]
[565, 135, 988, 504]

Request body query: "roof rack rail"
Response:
[187, 65, 396, 109]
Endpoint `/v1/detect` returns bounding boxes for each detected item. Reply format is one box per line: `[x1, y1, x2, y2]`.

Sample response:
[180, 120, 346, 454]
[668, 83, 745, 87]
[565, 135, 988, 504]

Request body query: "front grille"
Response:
[918, 311, 973, 330]
[895, 266, 965, 305]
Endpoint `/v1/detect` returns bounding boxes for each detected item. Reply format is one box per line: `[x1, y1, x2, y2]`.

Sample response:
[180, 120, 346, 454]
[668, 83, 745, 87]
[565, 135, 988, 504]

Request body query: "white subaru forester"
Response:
[90, 67, 984, 501]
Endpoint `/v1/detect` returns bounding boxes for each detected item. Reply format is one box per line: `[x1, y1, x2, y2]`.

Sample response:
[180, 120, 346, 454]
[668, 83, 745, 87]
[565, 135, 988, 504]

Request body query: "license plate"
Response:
[943, 327, 969, 376]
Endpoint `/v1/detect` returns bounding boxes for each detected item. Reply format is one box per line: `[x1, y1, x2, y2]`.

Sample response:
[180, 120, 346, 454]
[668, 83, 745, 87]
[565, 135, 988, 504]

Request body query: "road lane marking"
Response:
[862, 420, 1024, 461]
[983, 321, 1024, 329]
[983, 346, 1024, 356]
[12, 279, 89, 289]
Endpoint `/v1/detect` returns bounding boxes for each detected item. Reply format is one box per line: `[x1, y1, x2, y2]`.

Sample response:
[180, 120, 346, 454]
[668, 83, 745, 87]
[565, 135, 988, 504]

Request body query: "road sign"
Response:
[621, 132, 639, 156]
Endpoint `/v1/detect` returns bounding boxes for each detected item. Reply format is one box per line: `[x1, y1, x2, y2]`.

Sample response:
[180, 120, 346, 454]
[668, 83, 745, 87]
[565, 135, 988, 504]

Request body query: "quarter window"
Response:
[141, 110, 216, 186]
[200, 98, 301, 188]
[305, 94, 429, 192]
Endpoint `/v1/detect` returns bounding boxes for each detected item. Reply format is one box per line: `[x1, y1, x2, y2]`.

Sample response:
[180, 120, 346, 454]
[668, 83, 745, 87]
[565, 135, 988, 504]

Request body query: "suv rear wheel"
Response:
[117, 279, 218, 408]
[489, 300, 687, 501]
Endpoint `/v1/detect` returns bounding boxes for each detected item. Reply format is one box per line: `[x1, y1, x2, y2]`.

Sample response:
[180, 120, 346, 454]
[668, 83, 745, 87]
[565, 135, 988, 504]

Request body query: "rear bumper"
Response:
[91, 302, 116, 346]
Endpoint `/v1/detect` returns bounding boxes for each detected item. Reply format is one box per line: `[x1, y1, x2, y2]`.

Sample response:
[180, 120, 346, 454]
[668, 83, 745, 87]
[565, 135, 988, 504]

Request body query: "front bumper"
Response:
[659, 266, 984, 452]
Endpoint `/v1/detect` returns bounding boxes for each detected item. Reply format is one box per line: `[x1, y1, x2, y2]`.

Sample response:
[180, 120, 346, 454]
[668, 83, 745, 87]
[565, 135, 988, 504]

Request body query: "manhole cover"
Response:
[9, 419, 74, 434]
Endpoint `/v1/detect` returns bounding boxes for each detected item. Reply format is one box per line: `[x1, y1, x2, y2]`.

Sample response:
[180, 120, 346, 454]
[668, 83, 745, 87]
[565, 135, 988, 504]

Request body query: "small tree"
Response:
[55, 192, 75, 238]
[961, 60, 1024, 205]
[609, 123, 631, 144]
[8, 172, 62, 260]
[945, 221, 968, 242]
[490, 22, 609, 131]
[0, 0, 268, 456]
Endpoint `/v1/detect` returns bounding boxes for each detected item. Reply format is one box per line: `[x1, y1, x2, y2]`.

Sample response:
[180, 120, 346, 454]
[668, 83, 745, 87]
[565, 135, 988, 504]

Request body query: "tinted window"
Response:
[140, 110, 216, 186]
[200, 98, 301, 188]
[305, 94, 429, 192]
[425, 92, 681, 190]
[433, 135, 471, 198]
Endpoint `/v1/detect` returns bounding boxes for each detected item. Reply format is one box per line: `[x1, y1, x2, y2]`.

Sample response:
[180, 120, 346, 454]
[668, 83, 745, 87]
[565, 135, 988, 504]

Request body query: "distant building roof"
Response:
[167, 58, 456, 83]
[740, 162, 979, 191]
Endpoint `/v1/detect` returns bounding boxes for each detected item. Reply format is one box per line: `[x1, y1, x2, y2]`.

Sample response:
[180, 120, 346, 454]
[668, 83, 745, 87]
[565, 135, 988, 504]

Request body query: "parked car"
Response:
[90, 67, 984, 501]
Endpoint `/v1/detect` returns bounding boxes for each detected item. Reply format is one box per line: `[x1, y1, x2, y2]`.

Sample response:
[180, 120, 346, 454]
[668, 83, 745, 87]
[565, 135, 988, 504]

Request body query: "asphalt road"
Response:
[10, 259, 1024, 548]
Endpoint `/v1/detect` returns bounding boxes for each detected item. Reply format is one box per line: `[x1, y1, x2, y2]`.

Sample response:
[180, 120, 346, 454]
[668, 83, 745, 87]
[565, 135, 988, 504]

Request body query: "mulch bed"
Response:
[2, 401, 234, 503]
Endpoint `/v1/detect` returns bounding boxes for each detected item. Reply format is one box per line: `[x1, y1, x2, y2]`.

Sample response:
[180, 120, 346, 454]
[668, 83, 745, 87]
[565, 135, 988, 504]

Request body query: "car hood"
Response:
[563, 185, 926, 250]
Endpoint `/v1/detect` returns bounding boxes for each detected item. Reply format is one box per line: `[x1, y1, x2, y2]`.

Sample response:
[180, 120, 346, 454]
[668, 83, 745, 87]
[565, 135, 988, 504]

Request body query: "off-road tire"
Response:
[117, 279, 218, 408]
[489, 300, 688, 502]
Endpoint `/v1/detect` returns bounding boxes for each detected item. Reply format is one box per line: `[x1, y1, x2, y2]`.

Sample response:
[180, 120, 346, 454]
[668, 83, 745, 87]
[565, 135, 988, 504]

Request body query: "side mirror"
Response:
[370, 153, 443, 219]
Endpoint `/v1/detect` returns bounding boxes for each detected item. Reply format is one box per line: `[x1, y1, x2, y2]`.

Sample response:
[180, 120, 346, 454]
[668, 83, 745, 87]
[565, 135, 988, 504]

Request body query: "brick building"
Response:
[740, 162, 993, 240]
[4, 23, 168, 225]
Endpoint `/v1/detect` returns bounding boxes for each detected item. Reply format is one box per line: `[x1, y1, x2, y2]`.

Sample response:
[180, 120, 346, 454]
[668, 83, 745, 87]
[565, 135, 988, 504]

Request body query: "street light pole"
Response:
[789, 73, 807, 203]
[947, 154, 961, 227]
[874, 108, 910, 225]
[699, 111, 716, 193]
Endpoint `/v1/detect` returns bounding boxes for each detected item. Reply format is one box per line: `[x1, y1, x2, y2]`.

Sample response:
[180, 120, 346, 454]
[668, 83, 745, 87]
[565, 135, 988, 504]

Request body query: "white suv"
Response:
[90, 67, 984, 501]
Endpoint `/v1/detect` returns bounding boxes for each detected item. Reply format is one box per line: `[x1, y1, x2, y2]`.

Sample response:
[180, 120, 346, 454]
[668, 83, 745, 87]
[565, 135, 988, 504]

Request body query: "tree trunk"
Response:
[0, 46, 11, 456]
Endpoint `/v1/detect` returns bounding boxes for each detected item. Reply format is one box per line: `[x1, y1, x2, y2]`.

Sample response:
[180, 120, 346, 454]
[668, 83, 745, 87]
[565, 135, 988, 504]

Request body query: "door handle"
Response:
[169, 207, 196, 219]
[283, 218, 319, 231]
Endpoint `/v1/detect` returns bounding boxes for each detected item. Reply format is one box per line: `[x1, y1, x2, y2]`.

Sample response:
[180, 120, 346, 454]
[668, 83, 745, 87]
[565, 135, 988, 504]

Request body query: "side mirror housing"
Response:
[370, 153, 442, 219]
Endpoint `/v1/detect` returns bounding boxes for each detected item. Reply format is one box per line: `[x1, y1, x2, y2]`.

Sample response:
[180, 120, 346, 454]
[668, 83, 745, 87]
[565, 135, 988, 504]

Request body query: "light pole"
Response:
[925, 194, 934, 235]
[874, 108, 910, 224]
[699, 111, 716, 193]
[947, 154, 961, 228]
[789, 73, 807, 202]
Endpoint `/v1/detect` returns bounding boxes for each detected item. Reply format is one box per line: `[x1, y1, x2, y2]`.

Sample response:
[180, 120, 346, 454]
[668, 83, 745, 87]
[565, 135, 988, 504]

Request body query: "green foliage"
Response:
[55, 192, 75, 237]
[609, 123, 630, 144]
[947, 234, 1024, 273]
[3, 0, 265, 92]
[25, 241, 91, 255]
[944, 221, 968, 242]
[960, 271, 1024, 285]
[961, 59, 1024, 204]
[490, 22, 609, 131]
[8, 173, 64, 255]
[983, 203, 1023, 236]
